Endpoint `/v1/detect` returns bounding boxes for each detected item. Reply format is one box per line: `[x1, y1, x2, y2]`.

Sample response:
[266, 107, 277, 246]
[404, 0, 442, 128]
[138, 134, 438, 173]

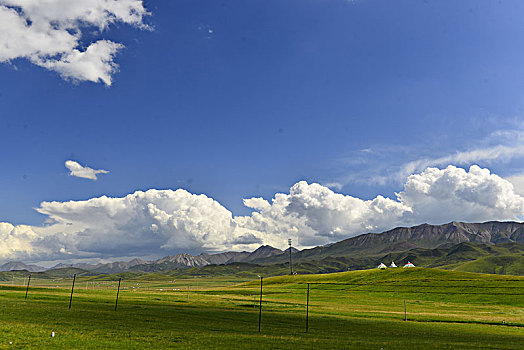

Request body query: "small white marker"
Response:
[51, 332, 55, 337]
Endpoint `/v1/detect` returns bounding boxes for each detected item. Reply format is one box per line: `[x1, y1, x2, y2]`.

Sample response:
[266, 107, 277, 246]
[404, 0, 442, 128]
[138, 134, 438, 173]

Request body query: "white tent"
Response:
[390, 261, 397, 268]
[377, 263, 387, 269]
[403, 261, 415, 268]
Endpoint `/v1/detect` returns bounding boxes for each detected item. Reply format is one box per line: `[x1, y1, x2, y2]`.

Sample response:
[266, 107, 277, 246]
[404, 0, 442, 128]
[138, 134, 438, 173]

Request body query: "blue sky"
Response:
[1, 0, 524, 263]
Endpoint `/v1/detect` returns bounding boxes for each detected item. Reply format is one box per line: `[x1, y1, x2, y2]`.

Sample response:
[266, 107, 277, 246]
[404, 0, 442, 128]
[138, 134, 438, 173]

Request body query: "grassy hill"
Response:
[1, 268, 522, 349]
[381, 242, 524, 273]
[244, 266, 524, 289]
[0, 267, 94, 281]
[452, 255, 524, 275]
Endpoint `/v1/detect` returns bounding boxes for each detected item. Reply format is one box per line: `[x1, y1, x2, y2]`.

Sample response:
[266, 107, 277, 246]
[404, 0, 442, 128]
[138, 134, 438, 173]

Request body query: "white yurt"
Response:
[403, 261, 415, 268]
[377, 263, 387, 269]
[390, 261, 397, 268]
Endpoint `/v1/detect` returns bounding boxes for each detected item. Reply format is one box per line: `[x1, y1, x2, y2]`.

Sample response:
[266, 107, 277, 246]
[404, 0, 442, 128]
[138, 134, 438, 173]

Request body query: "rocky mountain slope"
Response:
[128, 245, 287, 272]
[257, 221, 524, 265]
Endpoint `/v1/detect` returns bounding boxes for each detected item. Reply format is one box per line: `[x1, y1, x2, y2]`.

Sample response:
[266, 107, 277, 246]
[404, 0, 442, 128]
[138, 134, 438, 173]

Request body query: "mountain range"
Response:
[255, 221, 524, 264]
[0, 261, 46, 272]
[1, 221, 523, 275]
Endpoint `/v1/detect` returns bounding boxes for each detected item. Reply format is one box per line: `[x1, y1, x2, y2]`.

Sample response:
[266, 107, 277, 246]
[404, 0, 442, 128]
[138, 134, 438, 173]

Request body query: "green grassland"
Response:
[0, 268, 523, 349]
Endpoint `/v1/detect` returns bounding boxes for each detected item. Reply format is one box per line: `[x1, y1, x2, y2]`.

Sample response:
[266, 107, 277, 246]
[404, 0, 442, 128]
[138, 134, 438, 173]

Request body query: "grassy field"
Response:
[0, 268, 523, 349]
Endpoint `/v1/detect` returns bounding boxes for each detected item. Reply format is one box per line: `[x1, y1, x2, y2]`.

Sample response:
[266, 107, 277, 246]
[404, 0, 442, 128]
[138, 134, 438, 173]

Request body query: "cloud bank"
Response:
[0, 0, 149, 85]
[1, 165, 523, 263]
[65, 160, 109, 180]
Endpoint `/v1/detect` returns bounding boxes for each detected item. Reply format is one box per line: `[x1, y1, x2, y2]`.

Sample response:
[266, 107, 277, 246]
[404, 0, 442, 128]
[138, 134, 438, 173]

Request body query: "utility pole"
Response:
[69, 274, 76, 310]
[305, 283, 310, 333]
[115, 278, 122, 311]
[288, 238, 293, 275]
[258, 277, 263, 332]
[25, 274, 32, 300]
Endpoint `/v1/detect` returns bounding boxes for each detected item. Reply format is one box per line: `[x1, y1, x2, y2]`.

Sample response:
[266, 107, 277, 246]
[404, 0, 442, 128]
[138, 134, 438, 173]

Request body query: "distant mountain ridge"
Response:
[0, 245, 289, 273]
[258, 221, 524, 265]
[1, 221, 523, 273]
[0, 261, 45, 272]
[51, 258, 149, 274]
[128, 245, 287, 272]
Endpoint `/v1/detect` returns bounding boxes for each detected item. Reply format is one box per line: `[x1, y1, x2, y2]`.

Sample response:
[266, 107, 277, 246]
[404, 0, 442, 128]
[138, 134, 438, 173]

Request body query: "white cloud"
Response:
[396, 144, 524, 183]
[1, 165, 523, 263]
[0, 222, 39, 258]
[506, 174, 524, 196]
[239, 165, 524, 247]
[0, 0, 149, 85]
[237, 182, 412, 247]
[243, 197, 271, 211]
[65, 160, 109, 180]
[398, 165, 524, 224]
[330, 126, 524, 189]
[33, 189, 238, 259]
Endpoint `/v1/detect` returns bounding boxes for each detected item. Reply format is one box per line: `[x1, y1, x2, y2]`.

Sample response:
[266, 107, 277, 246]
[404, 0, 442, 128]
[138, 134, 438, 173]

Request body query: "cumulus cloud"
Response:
[65, 160, 109, 180]
[0, 223, 40, 259]
[237, 166, 524, 247]
[395, 145, 524, 183]
[506, 173, 524, 196]
[398, 165, 524, 224]
[32, 189, 238, 259]
[1, 165, 523, 263]
[0, 0, 149, 85]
